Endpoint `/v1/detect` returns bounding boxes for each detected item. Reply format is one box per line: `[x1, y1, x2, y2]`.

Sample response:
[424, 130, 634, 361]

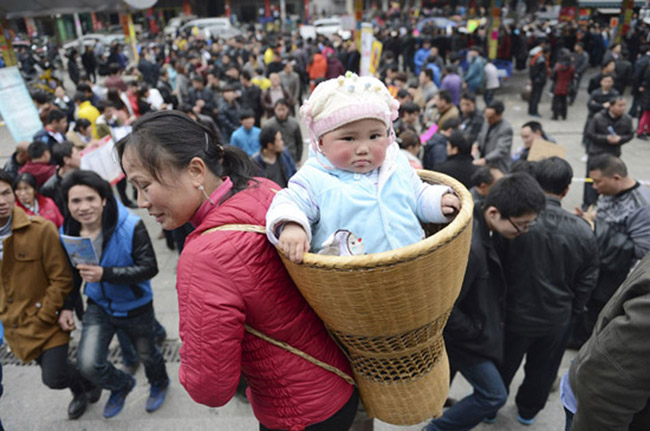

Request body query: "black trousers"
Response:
[552, 95, 568, 119]
[259, 388, 359, 431]
[35, 344, 93, 396]
[498, 326, 571, 419]
[528, 84, 544, 115]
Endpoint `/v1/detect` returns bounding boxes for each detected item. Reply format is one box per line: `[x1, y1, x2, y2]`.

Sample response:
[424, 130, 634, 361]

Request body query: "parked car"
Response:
[62, 33, 126, 53]
[179, 18, 242, 40]
[163, 15, 196, 37]
[313, 17, 342, 37]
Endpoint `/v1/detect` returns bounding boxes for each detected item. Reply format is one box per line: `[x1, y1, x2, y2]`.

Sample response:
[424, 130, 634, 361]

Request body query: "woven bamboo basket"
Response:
[279, 170, 473, 426]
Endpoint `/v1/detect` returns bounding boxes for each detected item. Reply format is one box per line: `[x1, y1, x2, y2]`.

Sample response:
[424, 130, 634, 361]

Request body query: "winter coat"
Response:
[529, 53, 547, 86]
[325, 56, 345, 80]
[307, 54, 327, 81]
[499, 197, 598, 336]
[60, 199, 158, 317]
[476, 118, 514, 174]
[552, 63, 575, 96]
[16, 194, 64, 228]
[261, 85, 294, 118]
[569, 252, 650, 431]
[433, 154, 479, 190]
[0, 207, 73, 362]
[177, 177, 354, 429]
[252, 150, 297, 188]
[264, 116, 304, 163]
[586, 110, 633, 157]
[266, 143, 451, 254]
[591, 182, 650, 304]
[18, 162, 56, 189]
[230, 126, 261, 157]
[444, 206, 506, 367]
[464, 56, 485, 93]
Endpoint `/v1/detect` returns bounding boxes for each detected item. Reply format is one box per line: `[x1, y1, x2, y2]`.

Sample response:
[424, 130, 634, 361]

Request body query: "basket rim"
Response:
[293, 170, 474, 270]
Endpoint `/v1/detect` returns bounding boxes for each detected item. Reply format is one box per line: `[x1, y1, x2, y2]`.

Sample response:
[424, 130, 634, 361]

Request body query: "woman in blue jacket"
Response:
[59, 170, 169, 419]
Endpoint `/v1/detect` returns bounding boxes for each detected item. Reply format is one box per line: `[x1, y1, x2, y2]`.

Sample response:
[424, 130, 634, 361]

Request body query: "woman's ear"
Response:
[187, 157, 208, 187]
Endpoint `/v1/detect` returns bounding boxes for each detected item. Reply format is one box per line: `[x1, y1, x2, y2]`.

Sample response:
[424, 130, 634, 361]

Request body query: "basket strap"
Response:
[201, 224, 357, 387]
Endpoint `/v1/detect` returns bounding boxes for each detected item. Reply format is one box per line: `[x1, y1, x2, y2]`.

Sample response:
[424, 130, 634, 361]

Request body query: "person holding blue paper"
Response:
[0, 169, 99, 420]
[58, 170, 169, 419]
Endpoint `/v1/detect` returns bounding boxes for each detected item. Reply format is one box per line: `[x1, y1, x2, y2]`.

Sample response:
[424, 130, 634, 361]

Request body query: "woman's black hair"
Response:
[60, 170, 118, 237]
[13, 172, 38, 192]
[115, 110, 256, 196]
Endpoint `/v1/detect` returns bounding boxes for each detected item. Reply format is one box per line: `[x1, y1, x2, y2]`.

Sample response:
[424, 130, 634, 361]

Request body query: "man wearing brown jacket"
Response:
[0, 169, 99, 419]
[563, 251, 650, 431]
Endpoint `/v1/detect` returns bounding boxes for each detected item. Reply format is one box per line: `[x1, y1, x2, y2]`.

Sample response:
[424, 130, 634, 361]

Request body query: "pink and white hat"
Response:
[300, 72, 400, 147]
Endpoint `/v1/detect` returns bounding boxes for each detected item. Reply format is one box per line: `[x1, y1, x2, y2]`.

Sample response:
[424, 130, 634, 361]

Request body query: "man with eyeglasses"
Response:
[491, 158, 599, 426]
[423, 173, 546, 431]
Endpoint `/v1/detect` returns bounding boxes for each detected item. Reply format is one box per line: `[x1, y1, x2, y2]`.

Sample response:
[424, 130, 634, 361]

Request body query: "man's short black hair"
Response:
[484, 172, 546, 218]
[510, 159, 537, 176]
[440, 117, 460, 131]
[239, 108, 255, 120]
[472, 164, 501, 187]
[396, 88, 410, 99]
[274, 98, 291, 109]
[397, 130, 419, 150]
[0, 169, 15, 187]
[522, 121, 543, 134]
[51, 141, 75, 167]
[401, 102, 421, 114]
[96, 100, 115, 113]
[588, 154, 628, 177]
[259, 124, 280, 149]
[73, 91, 89, 103]
[47, 109, 66, 124]
[535, 156, 573, 195]
[421, 68, 434, 82]
[461, 91, 476, 103]
[447, 130, 471, 155]
[241, 70, 252, 81]
[486, 100, 505, 116]
[28, 141, 50, 159]
[437, 90, 452, 104]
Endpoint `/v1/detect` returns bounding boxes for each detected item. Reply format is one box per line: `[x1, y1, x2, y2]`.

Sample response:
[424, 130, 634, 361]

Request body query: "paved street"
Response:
[0, 68, 648, 430]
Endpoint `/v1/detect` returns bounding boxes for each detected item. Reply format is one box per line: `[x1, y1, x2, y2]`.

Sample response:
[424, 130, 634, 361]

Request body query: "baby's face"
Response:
[318, 119, 389, 174]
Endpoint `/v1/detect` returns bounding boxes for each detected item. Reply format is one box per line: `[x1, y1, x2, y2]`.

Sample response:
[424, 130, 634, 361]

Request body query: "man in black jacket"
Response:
[423, 173, 546, 431]
[495, 158, 598, 426]
[583, 96, 633, 209]
[528, 46, 547, 117]
[434, 130, 478, 189]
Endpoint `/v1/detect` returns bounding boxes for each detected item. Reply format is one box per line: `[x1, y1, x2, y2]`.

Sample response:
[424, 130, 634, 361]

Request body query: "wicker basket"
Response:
[279, 170, 474, 425]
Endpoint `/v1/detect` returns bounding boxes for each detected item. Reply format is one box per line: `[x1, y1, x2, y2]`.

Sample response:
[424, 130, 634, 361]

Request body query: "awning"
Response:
[578, 0, 644, 8]
[1, 0, 157, 19]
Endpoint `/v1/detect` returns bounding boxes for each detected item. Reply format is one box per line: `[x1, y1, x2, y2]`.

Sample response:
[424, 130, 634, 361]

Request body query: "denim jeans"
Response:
[118, 317, 167, 366]
[425, 360, 508, 431]
[77, 302, 168, 392]
[564, 407, 574, 431]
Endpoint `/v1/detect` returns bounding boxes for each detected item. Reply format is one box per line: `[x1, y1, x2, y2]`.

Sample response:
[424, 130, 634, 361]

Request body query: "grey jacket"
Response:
[569, 251, 650, 431]
[265, 116, 304, 163]
[477, 119, 513, 174]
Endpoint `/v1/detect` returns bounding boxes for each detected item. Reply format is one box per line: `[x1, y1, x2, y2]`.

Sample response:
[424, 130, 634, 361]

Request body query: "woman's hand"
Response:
[278, 223, 310, 264]
[441, 193, 461, 217]
[77, 264, 104, 283]
[58, 309, 76, 331]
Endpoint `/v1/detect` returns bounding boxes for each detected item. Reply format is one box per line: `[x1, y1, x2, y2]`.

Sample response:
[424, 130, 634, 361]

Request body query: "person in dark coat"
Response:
[67, 49, 80, 86]
[433, 130, 478, 189]
[551, 49, 575, 120]
[422, 173, 546, 431]
[528, 46, 547, 117]
[240, 70, 263, 127]
[496, 157, 598, 426]
[564, 251, 650, 431]
[81, 46, 97, 83]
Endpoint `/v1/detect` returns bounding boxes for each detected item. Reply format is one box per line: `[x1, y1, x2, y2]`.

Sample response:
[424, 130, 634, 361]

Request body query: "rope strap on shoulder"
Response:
[201, 223, 357, 387]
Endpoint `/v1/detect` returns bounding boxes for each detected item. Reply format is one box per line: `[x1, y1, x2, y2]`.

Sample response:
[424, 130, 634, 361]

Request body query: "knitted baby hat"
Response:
[300, 72, 400, 144]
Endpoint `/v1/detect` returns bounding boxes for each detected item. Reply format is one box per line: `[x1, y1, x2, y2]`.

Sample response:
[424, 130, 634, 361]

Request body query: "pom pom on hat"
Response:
[300, 73, 400, 140]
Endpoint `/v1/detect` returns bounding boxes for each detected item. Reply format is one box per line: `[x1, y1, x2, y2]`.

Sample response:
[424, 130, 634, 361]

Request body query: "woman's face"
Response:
[67, 185, 105, 228]
[121, 147, 203, 230]
[15, 181, 35, 207]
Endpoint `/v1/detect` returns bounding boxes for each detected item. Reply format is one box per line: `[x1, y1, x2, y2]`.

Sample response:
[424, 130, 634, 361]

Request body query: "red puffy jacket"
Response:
[16, 194, 64, 228]
[177, 178, 354, 430]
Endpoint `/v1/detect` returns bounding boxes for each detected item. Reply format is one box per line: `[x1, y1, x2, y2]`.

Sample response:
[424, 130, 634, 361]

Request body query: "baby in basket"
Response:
[266, 73, 461, 263]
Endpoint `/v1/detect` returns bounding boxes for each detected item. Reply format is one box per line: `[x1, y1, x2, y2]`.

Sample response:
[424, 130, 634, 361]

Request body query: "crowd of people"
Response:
[1, 5, 650, 431]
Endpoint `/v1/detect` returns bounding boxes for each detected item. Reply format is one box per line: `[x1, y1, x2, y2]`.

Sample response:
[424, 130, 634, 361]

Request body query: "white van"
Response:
[180, 18, 242, 40]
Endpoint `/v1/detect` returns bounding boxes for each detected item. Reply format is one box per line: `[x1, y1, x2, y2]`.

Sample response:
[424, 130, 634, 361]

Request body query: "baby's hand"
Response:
[278, 222, 310, 263]
[441, 192, 461, 217]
